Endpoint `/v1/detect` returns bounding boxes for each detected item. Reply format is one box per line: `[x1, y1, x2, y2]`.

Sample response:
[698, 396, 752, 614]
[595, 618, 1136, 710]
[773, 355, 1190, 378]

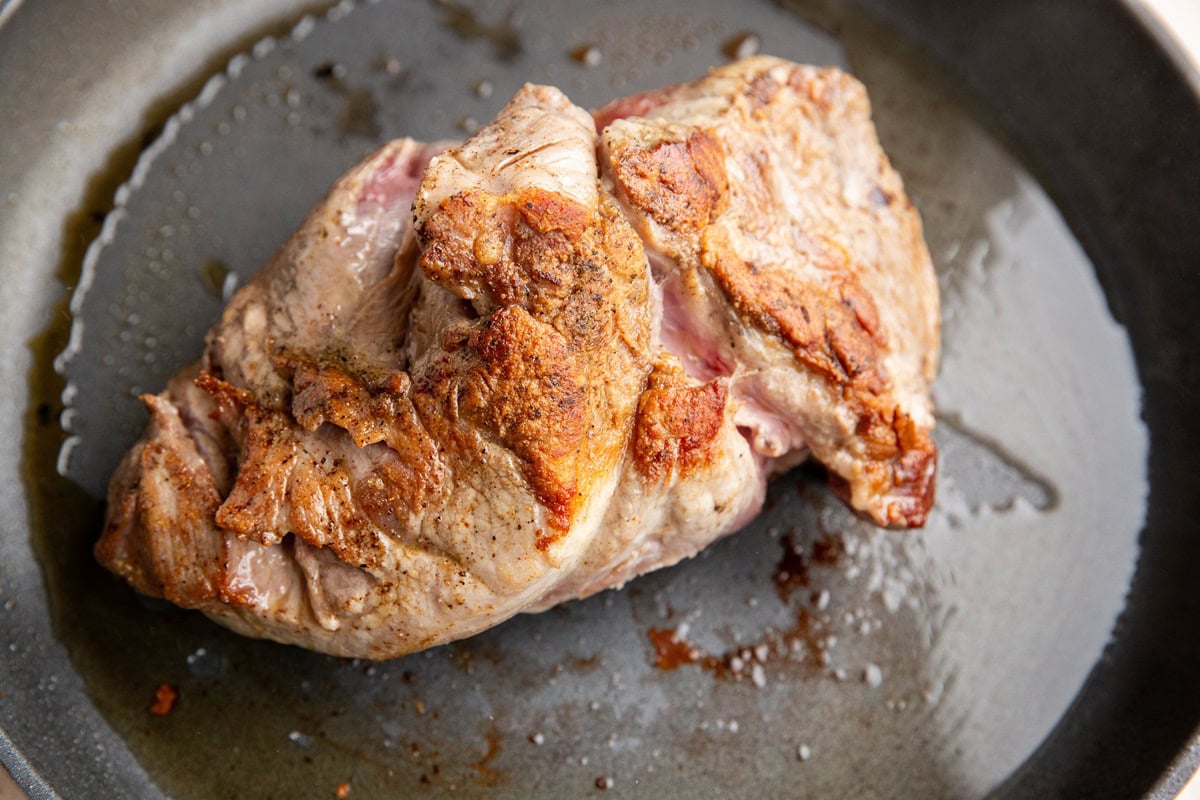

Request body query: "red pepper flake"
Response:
[335, 782, 351, 798]
[149, 684, 178, 716]
[415, 700, 425, 715]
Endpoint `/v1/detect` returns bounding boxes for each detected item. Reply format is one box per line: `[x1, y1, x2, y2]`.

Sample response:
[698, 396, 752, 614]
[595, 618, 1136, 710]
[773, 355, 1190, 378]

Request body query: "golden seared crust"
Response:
[600, 57, 939, 527]
[285, 357, 443, 490]
[415, 181, 652, 544]
[191, 181, 650, 566]
[604, 100, 887, 396]
[197, 370, 413, 573]
[835, 401, 937, 527]
[699, 226, 888, 394]
[608, 130, 729, 232]
[95, 392, 225, 608]
[417, 186, 649, 350]
[632, 356, 729, 484]
[413, 306, 587, 543]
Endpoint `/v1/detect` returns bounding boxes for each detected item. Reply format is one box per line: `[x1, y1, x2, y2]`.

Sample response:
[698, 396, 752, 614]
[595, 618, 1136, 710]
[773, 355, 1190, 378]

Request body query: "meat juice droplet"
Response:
[570, 44, 603, 67]
[221, 271, 239, 303]
[287, 731, 312, 748]
[185, 647, 227, 680]
[199, 259, 231, 299]
[722, 31, 761, 60]
[312, 61, 348, 81]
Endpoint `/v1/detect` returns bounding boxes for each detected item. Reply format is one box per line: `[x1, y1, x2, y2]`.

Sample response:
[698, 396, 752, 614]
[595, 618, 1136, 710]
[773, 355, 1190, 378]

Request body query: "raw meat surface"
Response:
[97, 57, 939, 659]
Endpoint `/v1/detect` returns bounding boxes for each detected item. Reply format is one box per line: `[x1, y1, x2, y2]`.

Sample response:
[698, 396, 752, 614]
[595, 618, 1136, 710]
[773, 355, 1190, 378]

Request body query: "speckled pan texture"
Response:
[1, 1, 1198, 798]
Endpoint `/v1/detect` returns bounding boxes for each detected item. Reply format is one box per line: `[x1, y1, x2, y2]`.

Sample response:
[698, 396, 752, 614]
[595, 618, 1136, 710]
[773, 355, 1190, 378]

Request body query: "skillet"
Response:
[1, 0, 1198, 797]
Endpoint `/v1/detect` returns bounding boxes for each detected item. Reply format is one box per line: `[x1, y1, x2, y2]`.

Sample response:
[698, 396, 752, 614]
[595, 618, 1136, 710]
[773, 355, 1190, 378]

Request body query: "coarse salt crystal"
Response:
[575, 46, 603, 67]
[864, 663, 883, 688]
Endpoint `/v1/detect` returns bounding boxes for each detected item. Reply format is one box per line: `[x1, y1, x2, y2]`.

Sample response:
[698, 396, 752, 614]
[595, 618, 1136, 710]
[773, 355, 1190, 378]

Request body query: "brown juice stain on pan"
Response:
[35, 0, 1146, 797]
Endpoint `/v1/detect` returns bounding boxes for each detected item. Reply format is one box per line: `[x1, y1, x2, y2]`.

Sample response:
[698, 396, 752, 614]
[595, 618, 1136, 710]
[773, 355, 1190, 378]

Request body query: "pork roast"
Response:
[96, 57, 939, 659]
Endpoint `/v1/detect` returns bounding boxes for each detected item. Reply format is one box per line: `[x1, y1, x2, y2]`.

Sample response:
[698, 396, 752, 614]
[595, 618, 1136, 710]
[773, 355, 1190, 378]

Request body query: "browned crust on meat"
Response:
[179, 176, 650, 563]
[601, 60, 937, 527]
[418, 187, 589, 309]
[699, 227, 887, 394]
[833, 402, 937, 528]
[192, 371, 393, 570]
[416, 186, 651, 546]
[284, 357, 444, 493]
[288, 358, 411, 444]
[608, 130, 729, 233]
[94, 394, 225, 608]
[633, 357, 729, 483]
[607, 128, 886, 395]
[416, 187, 647, 344]
[412, 305, 587, 542]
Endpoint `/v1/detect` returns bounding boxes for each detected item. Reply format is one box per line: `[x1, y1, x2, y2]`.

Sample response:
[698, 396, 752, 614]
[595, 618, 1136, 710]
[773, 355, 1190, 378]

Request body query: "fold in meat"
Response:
[96, 57, 940, 659]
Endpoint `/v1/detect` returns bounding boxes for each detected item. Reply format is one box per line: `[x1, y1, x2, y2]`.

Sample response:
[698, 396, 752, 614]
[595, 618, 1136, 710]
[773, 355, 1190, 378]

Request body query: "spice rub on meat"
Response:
[97, 57, 939, 659]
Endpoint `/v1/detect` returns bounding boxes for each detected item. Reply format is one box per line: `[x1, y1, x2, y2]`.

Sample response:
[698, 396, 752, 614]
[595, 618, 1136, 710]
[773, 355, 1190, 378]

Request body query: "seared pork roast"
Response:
[97, 57, 939, 659]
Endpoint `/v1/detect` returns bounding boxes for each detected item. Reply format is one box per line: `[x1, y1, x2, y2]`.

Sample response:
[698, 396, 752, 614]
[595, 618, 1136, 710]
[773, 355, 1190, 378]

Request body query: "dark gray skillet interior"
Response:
[1, 0, 1198, 798]
[886, 2, 1200, 796]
